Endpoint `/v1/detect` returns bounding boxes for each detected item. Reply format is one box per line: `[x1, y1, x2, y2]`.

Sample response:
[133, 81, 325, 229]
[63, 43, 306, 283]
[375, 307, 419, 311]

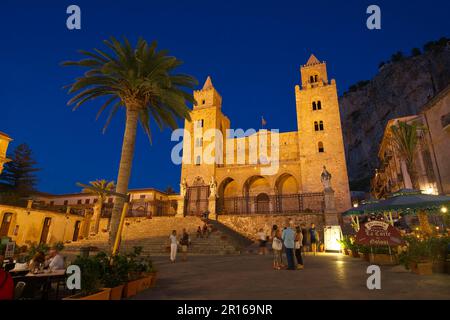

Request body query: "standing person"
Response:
[295, 226, 304, 270]
[169, 230, 178, 263]
[257, 228, 268, 255]
[282, 221, 296, 270]
[196, 226, 203, 238]
[271, 225, 283, 270]
[301, 224, 308, 252]
[309, 223, 319, 256]
[180, 229, 190, 262]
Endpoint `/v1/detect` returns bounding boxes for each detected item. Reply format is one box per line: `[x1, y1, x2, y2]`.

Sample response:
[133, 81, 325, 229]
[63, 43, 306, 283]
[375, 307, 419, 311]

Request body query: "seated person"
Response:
[0, 255, 14, 300]
[29, 251, 46, 271]
[202, 223, 209, 238]
[45, 247, 65, 270]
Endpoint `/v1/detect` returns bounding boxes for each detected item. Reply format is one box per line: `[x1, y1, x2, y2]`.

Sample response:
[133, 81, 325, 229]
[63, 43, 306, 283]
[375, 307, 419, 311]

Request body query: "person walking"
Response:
[271, 225, 283, 270]
[180, 228, 190, 262]
[309, 223, 319, 256]
[257, 228, 268, 255]
[282, 221, 296, 270]
[169, 230, 178, 263]
[295, 226, 304, 269]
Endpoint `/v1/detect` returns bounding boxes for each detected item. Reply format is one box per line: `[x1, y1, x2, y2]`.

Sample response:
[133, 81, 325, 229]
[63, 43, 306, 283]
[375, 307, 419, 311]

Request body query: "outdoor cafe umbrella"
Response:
[343, 189, 450, 216]
[342, 189, 450, 231]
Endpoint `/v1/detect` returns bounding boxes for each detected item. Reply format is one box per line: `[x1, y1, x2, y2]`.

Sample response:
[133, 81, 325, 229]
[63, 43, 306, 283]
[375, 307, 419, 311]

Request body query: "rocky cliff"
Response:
[339, 42, 450, 191]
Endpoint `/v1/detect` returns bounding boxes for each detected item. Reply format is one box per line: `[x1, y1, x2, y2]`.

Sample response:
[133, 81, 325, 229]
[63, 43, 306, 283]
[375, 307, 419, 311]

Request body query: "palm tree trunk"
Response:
[90, 200, 103, 235]
[400, 160, 413, 189]
[109, 106, 139, 248]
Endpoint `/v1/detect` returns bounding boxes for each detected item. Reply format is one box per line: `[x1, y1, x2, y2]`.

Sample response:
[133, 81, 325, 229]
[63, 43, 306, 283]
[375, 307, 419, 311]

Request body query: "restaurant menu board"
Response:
[5, 241, 15, 258]
[355, 221, 404, 247]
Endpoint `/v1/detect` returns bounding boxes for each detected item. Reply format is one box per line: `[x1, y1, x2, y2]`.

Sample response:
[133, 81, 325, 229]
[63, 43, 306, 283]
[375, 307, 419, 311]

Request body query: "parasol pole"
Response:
[389, 211, 394, 226]
[356, 216, 360, 231]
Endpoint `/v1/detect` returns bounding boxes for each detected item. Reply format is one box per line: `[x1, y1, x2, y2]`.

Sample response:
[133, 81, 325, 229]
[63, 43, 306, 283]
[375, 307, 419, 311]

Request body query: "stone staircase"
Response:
[64, 216, 252, 256]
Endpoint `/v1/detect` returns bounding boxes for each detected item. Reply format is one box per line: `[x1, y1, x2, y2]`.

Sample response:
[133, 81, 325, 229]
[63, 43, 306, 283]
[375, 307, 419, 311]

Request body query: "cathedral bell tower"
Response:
[179, 76, 230, 216]
[295, 54, 351, 212]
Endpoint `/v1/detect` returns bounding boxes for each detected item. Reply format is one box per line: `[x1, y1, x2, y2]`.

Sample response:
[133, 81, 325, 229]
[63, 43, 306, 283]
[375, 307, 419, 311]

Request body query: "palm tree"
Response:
[390, 121, 421, 189]
[63, 37, 197, 247]
[390, 121, 431, 234]
[82, 179, 115, 235]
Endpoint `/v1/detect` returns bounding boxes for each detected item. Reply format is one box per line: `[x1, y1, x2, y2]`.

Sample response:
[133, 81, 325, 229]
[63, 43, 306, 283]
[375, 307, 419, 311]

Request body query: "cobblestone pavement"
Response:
[132, 253, 450, 300]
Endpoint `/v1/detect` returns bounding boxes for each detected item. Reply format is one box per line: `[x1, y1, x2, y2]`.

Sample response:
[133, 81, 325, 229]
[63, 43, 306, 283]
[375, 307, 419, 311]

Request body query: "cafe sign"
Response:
[355, 221, 404, 246]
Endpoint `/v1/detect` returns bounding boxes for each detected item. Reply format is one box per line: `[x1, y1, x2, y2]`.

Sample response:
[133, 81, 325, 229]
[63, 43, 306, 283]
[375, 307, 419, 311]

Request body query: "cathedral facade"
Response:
[179, 55, 351, 217]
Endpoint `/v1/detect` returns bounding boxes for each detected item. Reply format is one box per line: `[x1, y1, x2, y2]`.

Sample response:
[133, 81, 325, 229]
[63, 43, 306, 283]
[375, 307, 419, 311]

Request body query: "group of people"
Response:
[258, 222, 320, 270]
[196, 223, 211, 239]
[169, 222, 214, 263]
[0, 245, 65, 300]
[169, 229, 191, 263]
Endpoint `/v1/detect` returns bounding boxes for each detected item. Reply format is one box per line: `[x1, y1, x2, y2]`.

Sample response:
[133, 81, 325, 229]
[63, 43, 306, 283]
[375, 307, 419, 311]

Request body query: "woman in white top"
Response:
[169, 230, 178, 263]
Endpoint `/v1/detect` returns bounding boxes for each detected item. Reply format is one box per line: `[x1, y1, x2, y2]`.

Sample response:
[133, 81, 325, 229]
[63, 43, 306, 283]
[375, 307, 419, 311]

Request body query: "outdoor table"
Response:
[14, 270, 66, 300]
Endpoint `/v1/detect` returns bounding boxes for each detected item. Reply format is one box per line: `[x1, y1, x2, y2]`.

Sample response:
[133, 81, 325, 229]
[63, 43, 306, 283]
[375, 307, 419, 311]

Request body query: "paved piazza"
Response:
[132, 253, 450, 300]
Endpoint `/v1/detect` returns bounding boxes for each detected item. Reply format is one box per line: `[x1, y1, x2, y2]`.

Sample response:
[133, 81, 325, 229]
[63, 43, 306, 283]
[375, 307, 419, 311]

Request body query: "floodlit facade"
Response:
[371, 84, 450, 198]
[180, 55, 351, 215]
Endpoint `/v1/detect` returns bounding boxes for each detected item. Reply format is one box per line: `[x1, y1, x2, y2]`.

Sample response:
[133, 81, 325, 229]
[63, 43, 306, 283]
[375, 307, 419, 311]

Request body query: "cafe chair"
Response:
[14, 281, 26, 300]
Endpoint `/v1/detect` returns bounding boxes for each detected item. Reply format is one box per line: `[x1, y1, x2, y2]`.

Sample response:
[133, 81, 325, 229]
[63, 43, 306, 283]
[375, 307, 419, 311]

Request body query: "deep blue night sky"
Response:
[1, 0, 449, 194]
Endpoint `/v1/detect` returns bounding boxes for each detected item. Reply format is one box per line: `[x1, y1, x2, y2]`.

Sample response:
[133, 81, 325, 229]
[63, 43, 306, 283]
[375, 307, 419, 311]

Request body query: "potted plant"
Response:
[338, 236, 351, 255]
[348, 241, 360, 258]
[122, 246, 153, 297]
[369, 246, 398, 265]
[358, 245, 370, 262]
[96, 252, 129, 300]
[63, 255, 111, 300]
[399, 236, 434, 275]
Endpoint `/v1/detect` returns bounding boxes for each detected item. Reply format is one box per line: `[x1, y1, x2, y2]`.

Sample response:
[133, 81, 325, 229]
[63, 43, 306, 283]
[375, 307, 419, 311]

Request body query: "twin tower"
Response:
[180, 54, 351, 214]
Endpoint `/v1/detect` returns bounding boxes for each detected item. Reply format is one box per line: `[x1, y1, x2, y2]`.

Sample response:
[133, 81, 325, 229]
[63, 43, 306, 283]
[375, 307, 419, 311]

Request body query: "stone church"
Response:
[178, 54, 351, 219]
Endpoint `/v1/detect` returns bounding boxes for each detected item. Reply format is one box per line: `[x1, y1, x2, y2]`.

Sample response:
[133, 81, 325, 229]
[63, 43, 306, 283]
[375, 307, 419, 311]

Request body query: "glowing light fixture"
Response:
[441, 206, 448, 213]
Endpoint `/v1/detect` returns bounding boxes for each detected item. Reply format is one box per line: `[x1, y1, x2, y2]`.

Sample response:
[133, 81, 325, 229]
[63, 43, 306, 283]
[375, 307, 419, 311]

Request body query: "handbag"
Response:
[272, 237, 283, 251]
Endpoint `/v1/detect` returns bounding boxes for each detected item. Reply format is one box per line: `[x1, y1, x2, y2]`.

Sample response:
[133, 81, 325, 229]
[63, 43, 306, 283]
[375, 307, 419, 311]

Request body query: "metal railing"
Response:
[217, 193, 325, 215]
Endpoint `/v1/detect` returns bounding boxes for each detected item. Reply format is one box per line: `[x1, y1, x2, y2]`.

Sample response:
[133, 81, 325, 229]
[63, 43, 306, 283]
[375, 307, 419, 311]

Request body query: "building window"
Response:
[196, 119, 204, 128]
[195, 137, 203, 147]
[63, 200, 68, 206]
[202, 99, 206, 105]
[310, 75, 319, 83]
[93, 199, 98, 203]
[108, 198, 113, 203]
[77, 200, 82, 204]
[195, 155, 201, 166]
[318, 142, 324, 153]
[49, 201, 54, 206]
[85, 199, 90, 204]
[314, 121, 324, 131]
[313, 101, 322, 111]
[140, 195, 146, 199]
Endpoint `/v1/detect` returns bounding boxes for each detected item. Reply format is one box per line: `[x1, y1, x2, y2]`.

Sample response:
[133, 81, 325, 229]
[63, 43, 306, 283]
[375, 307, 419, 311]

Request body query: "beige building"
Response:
[180, 54, 351, 216]
[0, 131, 12, 174]
[371, 84, 450, 198]
[0, 202, 85, 246]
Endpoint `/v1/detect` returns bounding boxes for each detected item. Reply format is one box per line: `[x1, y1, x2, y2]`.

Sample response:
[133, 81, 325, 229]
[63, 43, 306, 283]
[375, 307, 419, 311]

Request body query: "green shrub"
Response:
[398, 236, 450, 269]
[72, 255, 103, 297]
